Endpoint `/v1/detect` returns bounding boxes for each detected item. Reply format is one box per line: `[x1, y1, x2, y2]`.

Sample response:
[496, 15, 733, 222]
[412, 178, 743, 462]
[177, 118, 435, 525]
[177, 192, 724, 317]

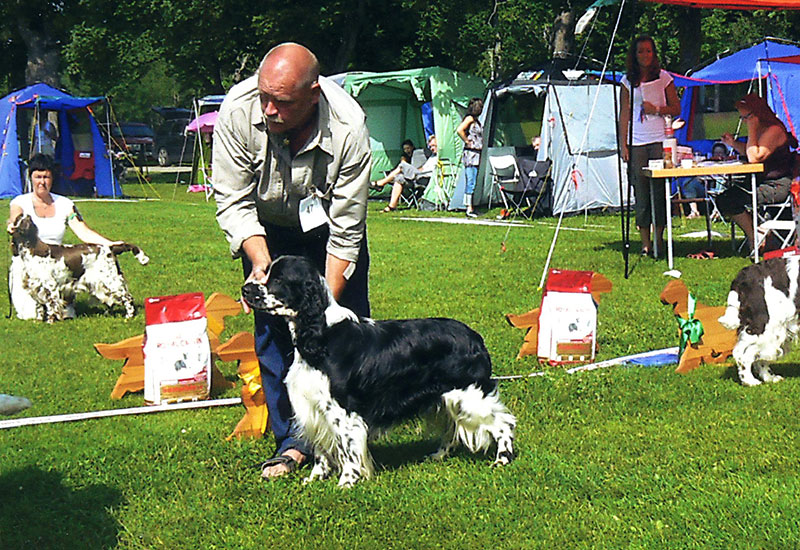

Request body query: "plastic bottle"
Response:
[662, 115, 677, 169]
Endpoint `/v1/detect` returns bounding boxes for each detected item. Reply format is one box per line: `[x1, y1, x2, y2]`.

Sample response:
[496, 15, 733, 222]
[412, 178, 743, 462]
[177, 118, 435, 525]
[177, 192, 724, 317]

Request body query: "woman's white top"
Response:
[9, 193, 75, 245]
[621, 69, 673, 146]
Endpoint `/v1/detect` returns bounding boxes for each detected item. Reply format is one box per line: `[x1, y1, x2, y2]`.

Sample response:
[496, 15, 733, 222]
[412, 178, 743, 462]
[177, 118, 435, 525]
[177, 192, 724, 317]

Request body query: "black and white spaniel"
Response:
[719, 256, 800, 386]
[242, 255, 516, 487]
[8, 215, 149, 322]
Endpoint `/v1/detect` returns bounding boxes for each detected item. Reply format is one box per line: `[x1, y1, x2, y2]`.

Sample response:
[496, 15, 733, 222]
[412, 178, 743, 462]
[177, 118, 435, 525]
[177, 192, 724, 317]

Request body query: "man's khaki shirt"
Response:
[212, 75, 371, 263]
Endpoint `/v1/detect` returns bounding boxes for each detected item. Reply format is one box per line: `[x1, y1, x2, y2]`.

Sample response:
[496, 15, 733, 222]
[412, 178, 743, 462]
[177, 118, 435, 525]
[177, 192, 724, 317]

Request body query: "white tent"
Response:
[539, 81, 625, 215]
[481, 73, 626, 215]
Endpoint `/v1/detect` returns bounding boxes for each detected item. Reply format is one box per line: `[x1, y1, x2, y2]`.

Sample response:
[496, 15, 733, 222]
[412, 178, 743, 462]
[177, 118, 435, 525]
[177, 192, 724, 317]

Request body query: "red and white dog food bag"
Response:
[143, 293, 211, 405]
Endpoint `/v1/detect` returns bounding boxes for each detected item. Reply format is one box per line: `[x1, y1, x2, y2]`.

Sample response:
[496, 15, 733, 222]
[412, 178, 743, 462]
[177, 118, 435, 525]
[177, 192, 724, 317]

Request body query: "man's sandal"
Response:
[381, 205, 396, 213]
[687, 250, 716, 260]
[258, 454, 298, 477]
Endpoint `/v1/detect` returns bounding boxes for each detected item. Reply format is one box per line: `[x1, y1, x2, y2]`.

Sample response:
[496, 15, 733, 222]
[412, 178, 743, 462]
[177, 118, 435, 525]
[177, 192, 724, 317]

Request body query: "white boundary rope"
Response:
[492, 346, 678, 381]
[0, 397, 242, 430]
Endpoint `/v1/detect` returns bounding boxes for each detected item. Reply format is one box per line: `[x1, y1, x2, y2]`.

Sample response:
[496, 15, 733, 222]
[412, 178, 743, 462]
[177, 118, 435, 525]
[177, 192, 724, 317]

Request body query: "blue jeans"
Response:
[464, 165, 478, 195]
[242, 223, 370, 457]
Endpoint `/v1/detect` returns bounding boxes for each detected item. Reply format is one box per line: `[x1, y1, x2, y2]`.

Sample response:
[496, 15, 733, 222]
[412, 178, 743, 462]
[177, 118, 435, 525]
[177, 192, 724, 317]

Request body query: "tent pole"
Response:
[612, 65, 630, 279]
[193, 97, 211, 201]
[105, 98, 116, 198]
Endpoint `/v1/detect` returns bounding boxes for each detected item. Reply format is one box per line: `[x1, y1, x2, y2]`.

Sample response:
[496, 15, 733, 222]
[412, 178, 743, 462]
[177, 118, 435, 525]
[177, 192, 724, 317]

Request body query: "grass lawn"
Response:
[2, 180, 800, 549]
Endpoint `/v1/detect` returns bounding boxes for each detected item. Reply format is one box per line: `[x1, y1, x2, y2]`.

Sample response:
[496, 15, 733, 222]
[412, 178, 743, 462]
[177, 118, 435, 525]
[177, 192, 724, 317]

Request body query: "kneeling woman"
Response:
[7, 154, 120, 319]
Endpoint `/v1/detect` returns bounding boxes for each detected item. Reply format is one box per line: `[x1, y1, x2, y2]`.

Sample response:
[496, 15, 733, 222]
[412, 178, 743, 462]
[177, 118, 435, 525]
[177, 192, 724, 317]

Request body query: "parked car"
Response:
[152, 107, 194, 166]
[108, 122, 155, 164]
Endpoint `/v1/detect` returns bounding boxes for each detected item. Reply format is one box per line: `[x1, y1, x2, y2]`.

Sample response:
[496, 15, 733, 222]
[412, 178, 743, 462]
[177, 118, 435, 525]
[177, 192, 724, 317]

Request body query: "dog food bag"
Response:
[143, 293, 211, 405]
[537, 269, 599, 365]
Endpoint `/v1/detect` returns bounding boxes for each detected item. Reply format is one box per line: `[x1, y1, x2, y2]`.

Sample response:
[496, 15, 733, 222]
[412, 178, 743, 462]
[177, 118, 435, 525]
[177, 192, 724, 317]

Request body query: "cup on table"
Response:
[681, 158, 693, 169]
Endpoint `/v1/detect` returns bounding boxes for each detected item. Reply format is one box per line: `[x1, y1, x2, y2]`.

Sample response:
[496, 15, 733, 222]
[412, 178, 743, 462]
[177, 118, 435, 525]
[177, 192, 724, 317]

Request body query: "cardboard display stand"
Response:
[95, 293, 268, 439]
[659, 279, 735, 374]
[506, 269, 612, 365]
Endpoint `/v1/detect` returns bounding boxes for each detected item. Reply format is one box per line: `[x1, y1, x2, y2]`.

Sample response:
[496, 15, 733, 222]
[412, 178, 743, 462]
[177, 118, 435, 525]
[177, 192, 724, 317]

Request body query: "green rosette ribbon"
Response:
[677, 293, 704, 356]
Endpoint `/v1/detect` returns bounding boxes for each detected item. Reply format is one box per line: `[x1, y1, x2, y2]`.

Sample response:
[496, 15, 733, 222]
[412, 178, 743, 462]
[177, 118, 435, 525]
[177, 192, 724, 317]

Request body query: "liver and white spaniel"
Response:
[242, 255, 516, 487]
[719, 256, 800, 386]
[8, 215, 149, 322]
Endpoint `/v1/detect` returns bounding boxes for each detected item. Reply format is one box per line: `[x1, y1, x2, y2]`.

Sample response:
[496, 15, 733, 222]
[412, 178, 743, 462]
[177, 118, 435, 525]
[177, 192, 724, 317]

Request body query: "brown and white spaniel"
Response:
[8, 215, 149, 322]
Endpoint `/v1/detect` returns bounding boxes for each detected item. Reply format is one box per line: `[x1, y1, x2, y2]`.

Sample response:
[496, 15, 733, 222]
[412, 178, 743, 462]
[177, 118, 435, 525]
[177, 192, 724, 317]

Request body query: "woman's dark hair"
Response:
[711, 142, 727, 156]
[401, 139, 415, 162]
[466, 97, 483, 118]
[28, 153, 55, 175]
[626, 35, 661, 88]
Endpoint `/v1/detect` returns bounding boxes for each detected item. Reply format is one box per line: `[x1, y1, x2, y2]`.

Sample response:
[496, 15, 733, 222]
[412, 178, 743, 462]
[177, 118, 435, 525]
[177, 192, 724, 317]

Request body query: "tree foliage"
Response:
[1, 0, 799, 119]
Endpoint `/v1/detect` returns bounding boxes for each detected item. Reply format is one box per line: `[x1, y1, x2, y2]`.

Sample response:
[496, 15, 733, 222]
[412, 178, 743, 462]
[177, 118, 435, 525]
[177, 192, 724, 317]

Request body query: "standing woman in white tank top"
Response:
[619, 35, 681, 258]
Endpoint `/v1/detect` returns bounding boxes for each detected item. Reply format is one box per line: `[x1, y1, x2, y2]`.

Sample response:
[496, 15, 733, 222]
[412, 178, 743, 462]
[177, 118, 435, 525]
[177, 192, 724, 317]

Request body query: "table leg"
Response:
[666, 176, 673, 269]
[752, 172, 758, 263]
[650, 179, 658, 258]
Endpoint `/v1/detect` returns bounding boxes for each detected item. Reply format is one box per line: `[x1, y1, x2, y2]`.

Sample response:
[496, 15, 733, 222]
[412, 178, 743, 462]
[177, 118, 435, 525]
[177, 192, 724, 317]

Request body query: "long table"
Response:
[642, 162, 764, 269]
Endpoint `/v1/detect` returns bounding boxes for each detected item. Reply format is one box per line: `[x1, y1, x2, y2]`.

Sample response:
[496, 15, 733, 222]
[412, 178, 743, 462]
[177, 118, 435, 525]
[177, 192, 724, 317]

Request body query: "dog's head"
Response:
[7, 215, 39, 254]
[242, 255, 330, 321]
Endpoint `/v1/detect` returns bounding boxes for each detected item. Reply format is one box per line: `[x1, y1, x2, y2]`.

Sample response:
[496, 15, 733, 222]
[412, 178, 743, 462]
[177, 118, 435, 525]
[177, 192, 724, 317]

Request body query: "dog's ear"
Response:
[293, 278, 328, 365]
[298, 278, 327, 322]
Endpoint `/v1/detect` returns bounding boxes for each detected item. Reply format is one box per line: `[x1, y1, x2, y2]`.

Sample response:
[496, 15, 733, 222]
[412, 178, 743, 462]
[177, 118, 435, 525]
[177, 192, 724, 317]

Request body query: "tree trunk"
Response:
[16, 17, 60, 87]
[332, 0, 368, 73]
[676, 8, 702, 74]
[552, 9, 575, 59]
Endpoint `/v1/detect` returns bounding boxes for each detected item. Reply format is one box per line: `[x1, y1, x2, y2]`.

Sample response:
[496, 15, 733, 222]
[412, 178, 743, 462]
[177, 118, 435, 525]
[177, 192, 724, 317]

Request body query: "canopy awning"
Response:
[186, 110, 218, 133]
[641, 0, 800, 8]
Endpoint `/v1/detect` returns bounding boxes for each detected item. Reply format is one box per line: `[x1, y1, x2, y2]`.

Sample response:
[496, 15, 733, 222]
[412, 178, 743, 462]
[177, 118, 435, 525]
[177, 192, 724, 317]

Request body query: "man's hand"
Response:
[241, 235, 271, 314]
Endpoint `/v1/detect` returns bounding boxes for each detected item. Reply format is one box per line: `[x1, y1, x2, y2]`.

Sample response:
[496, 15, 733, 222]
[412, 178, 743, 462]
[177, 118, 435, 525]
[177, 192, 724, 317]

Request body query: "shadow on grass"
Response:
[370, 437, 490, 473]
[720, 362, 800, 382]
[0, 467, 123, 549]
[598, 230, 746, 262]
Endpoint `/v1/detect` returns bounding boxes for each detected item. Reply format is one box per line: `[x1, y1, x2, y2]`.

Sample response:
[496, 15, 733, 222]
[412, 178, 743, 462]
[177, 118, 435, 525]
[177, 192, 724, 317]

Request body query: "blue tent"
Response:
[0, 83, 121, 199]
[676, 39, 800, 151]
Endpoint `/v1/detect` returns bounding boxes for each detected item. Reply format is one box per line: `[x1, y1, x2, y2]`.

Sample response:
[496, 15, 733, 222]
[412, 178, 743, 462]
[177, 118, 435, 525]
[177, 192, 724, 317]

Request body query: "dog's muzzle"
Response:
[242, 281, 292, 315]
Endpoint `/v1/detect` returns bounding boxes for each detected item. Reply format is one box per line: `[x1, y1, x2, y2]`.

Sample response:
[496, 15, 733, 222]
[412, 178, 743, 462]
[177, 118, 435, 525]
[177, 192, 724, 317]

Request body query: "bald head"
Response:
[257, 43, 322, 136]
[259, 43, 320, 92]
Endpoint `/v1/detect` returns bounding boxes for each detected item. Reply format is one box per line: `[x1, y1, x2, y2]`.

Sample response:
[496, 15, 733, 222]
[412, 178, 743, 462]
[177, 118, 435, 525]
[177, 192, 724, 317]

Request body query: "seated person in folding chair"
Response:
[679, 142, 731, 219]
[673, 177, 706, 219]
[715, 93, 798, 253]
[374, 135, 438, 212]
[372, 139, 415, 189]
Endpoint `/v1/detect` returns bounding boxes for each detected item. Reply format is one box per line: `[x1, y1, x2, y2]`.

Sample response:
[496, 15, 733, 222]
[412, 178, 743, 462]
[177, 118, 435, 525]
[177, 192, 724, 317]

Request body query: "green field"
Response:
[2, 182, 799, 549]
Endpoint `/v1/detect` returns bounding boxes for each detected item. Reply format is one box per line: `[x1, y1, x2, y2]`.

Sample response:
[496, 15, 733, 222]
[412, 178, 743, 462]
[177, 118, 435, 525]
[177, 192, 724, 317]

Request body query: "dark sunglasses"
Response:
[740, 112, 754, 121]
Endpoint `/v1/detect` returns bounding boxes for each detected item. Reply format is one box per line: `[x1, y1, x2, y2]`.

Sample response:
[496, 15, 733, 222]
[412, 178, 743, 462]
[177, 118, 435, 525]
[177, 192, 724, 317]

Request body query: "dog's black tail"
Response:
[110, 244, 149, 265]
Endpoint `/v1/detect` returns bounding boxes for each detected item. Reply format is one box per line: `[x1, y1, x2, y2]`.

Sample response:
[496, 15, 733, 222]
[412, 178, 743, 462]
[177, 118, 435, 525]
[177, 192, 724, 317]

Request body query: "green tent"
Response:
[342, 67, 487, 208]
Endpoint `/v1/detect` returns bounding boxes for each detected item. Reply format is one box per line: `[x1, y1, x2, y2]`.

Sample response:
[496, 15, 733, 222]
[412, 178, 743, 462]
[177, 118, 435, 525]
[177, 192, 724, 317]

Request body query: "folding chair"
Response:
[487, 155, 520, 211]
[430, 158, 457, 210]
[398, 175, 430, 209]
[500, 159, 552, 219]
[755, 196, 797, 251]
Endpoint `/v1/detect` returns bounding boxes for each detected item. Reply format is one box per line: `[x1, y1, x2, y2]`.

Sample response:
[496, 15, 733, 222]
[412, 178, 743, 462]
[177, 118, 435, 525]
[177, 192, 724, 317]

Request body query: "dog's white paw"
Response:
[740, 377, 762, 387]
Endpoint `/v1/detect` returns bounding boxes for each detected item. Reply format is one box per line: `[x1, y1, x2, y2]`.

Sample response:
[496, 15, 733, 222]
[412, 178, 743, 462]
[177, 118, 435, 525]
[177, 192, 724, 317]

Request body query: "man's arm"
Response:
[325, 253, 350, 301]
[212, 82, 268, 259]
[325, 124, 371, 286]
